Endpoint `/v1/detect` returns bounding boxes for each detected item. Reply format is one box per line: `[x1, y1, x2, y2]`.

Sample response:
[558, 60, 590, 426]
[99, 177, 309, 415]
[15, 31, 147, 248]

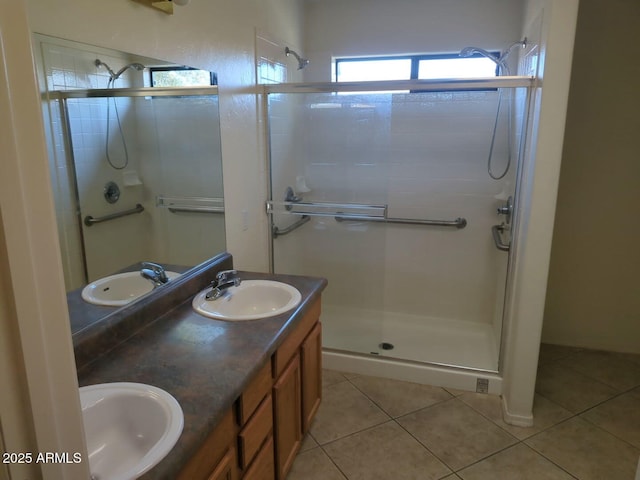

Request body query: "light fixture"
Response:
[131, 0, 189, 15]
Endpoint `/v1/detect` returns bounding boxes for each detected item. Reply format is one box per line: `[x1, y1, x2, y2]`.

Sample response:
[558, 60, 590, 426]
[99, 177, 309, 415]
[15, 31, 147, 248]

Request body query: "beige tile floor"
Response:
[287, 344, 640, 480]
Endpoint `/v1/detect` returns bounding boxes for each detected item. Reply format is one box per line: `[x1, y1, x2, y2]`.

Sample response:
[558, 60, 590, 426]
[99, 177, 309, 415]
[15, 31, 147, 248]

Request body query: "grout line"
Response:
[310, 364, 640, 480]
[390, 415, 457, 475]
[317, 444, 349, 480]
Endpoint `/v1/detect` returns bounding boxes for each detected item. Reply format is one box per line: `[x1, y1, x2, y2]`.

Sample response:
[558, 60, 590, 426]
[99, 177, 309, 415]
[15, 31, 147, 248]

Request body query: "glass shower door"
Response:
[267, 82, 529, 372]
[268, 91, 391, 356]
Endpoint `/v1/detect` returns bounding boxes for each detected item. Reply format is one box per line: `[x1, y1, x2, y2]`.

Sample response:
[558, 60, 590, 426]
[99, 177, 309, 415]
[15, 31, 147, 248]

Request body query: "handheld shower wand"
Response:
[285, 47, 310, 70]
[94, 59, 146, 170]
[113, 62, 145, 80]
[458, 39, 527, 180]
[459, 46, 507, 73]
[94, 59, 116, 79]
[95, 59, 145, 81]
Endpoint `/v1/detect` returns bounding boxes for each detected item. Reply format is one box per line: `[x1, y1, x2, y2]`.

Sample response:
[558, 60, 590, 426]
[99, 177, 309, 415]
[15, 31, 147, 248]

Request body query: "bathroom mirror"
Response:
[34, 34, 226, 328]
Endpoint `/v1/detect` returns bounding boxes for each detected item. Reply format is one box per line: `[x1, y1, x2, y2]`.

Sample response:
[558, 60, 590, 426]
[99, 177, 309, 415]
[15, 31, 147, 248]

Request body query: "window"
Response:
[149, 66, 217, 87]
[335, 53, 498, 82]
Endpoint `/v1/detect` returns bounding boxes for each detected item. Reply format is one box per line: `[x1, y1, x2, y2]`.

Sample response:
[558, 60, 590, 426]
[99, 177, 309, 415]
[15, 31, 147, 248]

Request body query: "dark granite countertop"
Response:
[76, 269, 327, 480]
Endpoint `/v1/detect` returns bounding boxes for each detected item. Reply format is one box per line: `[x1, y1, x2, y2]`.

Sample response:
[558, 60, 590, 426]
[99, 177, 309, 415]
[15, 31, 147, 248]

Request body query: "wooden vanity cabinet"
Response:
[179, 297, 322, 480]
[272, 299, 322, 479]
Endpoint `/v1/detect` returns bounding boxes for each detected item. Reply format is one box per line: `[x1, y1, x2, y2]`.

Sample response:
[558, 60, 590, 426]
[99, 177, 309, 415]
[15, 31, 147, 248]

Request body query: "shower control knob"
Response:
[496, 196, 513, 224]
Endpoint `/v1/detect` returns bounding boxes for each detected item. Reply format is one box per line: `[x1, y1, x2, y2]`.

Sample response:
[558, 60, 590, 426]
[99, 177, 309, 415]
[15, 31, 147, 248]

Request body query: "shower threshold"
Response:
[322, 348, 503, 395]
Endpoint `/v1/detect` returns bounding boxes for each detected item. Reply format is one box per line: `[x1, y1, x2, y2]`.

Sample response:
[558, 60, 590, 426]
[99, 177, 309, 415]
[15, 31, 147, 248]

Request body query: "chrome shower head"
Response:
[285, 47, 310, 70]
[113, 63, 146, 80]
[459, 46, 508, 74]
[459, 39, 527, 76]
[459, 46, 502, 64]
[500, 38, 527, 62]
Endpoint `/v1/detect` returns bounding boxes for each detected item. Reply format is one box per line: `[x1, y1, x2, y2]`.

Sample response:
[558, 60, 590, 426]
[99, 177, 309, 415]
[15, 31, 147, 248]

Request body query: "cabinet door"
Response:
[272, 353, 301, 480]
[179, 410, 237, 480]
[207, 447, 237, 480]
[301, 322, 322, 433]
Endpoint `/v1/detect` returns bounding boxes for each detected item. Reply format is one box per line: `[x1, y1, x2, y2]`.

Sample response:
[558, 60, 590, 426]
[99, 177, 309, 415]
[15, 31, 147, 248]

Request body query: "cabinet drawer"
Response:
[273, 299, 320, 376]
[238, 394, 273, 470]
[243, 435, 275, 480]
[237, 360, 272, 425]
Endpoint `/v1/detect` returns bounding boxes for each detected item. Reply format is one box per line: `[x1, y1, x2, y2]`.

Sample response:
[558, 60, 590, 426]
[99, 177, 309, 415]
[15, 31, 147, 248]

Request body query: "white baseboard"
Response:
[501, 395, 534, 427]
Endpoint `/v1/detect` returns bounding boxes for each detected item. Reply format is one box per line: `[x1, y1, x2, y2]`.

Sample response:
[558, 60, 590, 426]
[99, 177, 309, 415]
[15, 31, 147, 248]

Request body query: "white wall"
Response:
[500, 0, 579, 426]
[304, 0, 524, 81]
[543, 0, 640, 354]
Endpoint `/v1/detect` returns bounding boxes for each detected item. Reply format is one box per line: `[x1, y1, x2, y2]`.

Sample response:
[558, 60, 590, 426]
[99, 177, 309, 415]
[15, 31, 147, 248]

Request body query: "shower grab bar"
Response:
[272, 215, 311, 238]
[491, 224, 510, 251]
[267, 200, 466, 229]
[335, 214, 467, 229]
[84, 203, 144, 226]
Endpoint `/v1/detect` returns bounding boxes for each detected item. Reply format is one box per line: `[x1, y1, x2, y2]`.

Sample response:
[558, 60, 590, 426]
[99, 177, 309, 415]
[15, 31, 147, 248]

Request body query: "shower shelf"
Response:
[267, 200, 386, 218]
[156, 195, 224, 214]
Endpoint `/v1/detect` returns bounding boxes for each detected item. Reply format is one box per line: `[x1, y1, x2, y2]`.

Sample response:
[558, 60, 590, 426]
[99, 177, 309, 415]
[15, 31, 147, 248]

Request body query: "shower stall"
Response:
[265, 76, 532, 385]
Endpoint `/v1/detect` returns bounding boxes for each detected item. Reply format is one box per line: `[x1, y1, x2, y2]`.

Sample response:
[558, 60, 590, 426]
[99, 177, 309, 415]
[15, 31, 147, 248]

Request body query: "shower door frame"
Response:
[264, 76, 534, 374]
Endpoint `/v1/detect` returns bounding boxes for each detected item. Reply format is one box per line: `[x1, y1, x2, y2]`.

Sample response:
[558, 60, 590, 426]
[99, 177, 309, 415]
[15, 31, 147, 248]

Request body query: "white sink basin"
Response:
[79, 382, 183, 480]
[81, 271, 180, 307]
[192, 279, 302, 321]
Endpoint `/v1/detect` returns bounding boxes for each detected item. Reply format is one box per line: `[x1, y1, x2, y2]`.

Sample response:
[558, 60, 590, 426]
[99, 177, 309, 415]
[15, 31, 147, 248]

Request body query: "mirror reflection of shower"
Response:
[95, 59, 146, 170]
[459, 39, 527, 179]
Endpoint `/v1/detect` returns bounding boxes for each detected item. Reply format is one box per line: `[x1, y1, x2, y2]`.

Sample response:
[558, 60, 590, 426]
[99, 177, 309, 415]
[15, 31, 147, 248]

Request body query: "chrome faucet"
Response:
[205, 270, 241, 301]
[140, 262, 169, 288]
